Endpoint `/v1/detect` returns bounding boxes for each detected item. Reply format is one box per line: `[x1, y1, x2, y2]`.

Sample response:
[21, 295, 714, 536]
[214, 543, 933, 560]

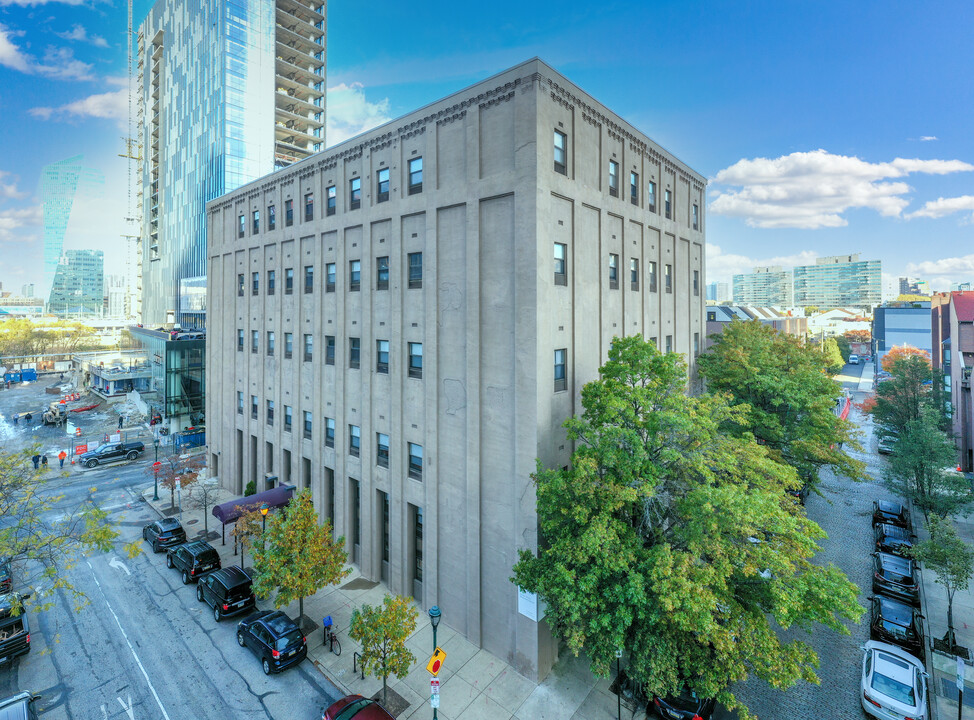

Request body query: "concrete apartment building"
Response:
[792, 254, 881, 309]
[205, 58, 706, 681]
[932, 292, 974, 471]
[732, 266, 792, 306]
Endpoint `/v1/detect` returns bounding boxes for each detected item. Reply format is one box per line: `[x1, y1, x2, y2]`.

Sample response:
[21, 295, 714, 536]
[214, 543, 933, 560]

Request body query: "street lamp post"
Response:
[260, 502, 269, 548]
[428, 605, 441, 720]
[152, 438, 160, 501]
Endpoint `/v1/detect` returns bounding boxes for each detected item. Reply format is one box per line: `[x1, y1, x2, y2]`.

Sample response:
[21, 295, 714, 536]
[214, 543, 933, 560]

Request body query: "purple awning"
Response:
[212, 485, 296, 525]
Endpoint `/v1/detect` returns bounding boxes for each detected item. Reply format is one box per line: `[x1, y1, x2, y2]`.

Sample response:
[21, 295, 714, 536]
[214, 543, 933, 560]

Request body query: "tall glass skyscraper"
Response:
[48, 250, 105, 317]
[138, 0, 325, 326]
[792, 254, 882, 309]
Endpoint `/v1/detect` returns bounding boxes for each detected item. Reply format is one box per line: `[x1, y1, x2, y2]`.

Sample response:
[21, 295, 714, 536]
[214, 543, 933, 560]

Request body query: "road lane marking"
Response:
[86, 560, 172, 720]
[117, 695, 135, 720]
[109, 556, 131, 576]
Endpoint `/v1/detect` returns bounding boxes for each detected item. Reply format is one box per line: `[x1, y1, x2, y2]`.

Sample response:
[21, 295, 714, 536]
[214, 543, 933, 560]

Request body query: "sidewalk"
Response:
[138, 480, 620, 720]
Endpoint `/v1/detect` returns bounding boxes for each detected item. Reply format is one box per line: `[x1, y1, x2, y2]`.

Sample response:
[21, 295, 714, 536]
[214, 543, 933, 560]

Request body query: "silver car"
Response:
[861, 640, 927, 720]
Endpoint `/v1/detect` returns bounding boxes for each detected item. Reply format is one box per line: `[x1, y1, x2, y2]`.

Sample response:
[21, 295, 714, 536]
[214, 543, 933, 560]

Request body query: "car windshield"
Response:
[881, 620, 910, 638]
[872, 670, 915, 705]
[275, 629, 303, 650]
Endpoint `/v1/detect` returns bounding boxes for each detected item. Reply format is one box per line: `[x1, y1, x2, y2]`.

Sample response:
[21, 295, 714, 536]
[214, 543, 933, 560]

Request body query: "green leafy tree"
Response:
[698, 319, 867, 490]
[871, 352, 948, 438]
[834, 335, 851, 363]
[822, 337, 844, 374]
[910, 517, 974, 650]
[512, 336, 862, 719]
[349, 595, 418, 705]
[252, 489, 350, 620]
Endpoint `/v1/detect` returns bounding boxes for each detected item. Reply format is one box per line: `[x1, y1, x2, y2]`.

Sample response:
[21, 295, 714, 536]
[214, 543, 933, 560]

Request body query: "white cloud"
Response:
[905, 195, 974, 220]
[0, 23, 30, 72]
[710, 149, 974, 229]
[706, 243, 818, 283]
[920, 136, 938, 142]
[326, 82, 392, 146]
[30, 87, 128, 130]
[0, 0, 87, 6]
[56, 24, 109, 48]
[907, 254, 974, 279]
[0, 205, 43, 240]
[0, 24, 95, 80]
[0, 171, 28, 200]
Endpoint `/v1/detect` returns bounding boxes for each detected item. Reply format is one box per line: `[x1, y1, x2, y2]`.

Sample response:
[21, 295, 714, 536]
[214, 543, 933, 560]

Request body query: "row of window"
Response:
[551, 333, 700, 391]
[237, 254, 422, 298]
[237, 158, 424, 238]
[237, 330, 423, 375]
[553, 247, 700, 296]
[553, 130, 700, 230]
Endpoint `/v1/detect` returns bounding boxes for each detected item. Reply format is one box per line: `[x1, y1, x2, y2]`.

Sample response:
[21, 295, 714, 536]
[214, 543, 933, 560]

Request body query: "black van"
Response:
[166, 541, 221, 584]
[196, 566, 256, 621]
[0, 592, 32, 665]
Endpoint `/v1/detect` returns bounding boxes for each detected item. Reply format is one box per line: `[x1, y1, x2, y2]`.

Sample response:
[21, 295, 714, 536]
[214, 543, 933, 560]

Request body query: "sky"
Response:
[1, 0, 973, 298]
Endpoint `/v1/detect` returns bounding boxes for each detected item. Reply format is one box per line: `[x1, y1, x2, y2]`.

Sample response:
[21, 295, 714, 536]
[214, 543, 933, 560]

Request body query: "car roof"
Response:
[866, 639, 924, 672]
[325, 695, 395, 720]
[212, 566, 250, 587]
[877, 501, 904, 514]
[184, 541, 215, 554]
[877, 552, 913, 572]
[876, 596, 914, 627]
[158, 518, 182, 530]
[0, 692, 34, 720]
[263, 611, 298, 636]
[876, 523, 910, 539]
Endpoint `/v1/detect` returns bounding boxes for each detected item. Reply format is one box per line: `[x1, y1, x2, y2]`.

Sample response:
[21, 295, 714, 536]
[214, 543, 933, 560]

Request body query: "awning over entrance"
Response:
[212, 485, 296, 526]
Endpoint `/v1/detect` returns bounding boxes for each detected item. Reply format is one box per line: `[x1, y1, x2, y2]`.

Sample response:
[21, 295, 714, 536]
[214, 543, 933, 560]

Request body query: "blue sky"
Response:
[1, 0, 972, 296]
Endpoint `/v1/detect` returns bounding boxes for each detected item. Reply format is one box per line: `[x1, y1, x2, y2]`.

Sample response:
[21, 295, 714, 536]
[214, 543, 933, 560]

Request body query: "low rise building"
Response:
[872, 301, 933, 370]
[705, 306, 807, 350]
[932, 292, 974, 471]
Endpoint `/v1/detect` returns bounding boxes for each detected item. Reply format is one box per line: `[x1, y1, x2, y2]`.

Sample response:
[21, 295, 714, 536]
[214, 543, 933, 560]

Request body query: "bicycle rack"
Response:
[352, 651, 365, 679]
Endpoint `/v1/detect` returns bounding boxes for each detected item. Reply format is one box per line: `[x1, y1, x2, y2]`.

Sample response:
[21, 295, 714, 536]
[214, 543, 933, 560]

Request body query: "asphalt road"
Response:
[0, 457, 343, 719]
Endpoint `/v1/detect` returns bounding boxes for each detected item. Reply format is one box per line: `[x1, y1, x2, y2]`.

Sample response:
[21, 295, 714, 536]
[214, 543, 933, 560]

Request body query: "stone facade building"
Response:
[205, 58, 706, 680]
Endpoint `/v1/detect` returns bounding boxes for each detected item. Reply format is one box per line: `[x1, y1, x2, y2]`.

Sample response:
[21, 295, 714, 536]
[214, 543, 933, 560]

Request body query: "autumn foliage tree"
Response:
[881, 345, 930, 373]
[843, 329, 871, 344]
[231, 506, 264, 570]
[145, 452, 202, 509]
[350, 595, 418, 705]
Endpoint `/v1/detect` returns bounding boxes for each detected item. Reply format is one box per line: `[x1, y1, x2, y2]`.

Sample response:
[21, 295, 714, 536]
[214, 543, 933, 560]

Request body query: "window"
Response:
[285, 199, 293, 226]
[408, 157, 423, 194]
[326, 185, 336, 216]
[408, 442, 423, 480]
[376, 256, 389, 290]
[284, 332, 293, 359]
[349, 177, 361, 210]
[325, 335, 335, 365]
[376, 168, 390, 203]
[238, 214, 245, 238]
[303, 333, 313, 362]
[554, 243, 567, 285]
[268, 204, 276, 231]
[252, 209, 260, 234]
[553, 130, 567, 175]
[251, 395, 258, 419]
[251, 330, 259, 354]
[554, 348, 567, 392]
[693, 270, 700, 296]
[349, 260, 361, 292]
[266, 400, 274, 426]
[325, 417, 335, 448]
[630, 258, 639, 290]
[650, 336, 658, 348]
[237, 274, 245, 297]
[648, 181, 657, 213]
[284, 405, 292, 432]
[304, 192, 314, 221]
[412, 505, 423, 582]
[608, 160, 619, 197]
[665, 335, 673, 353]
[376, 339, 389, 373]
[237, 391, 243, 415]
[326, 262, 336, 292]
[252, 272, 259, 295]
[665, 264, 673, 293]
[349, 337, 360, 369]
[237, 329, 244, 352]
[304, 265, 313, 294]
[630, 171, 639, 205]
[303, 411, 312, 439]
[609, 254, 619, 289]
[707, 311, 717, 322]
[408, 252, 422, 289]
[694, 332, 700, 356]
[649, 261, 658, 293]
[376, 433, 389, 468]
[349, 425, 360, 457]
[692, 203, 699, 230]
[664, 189, 672, 219]
[408, 342, 423, 379]
[285, 268, 294, 294]
[267, 269, 276, 295]
[266, 331, 275, 356]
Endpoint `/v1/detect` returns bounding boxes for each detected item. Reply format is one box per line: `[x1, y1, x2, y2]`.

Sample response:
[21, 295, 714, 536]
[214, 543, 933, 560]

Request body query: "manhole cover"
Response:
[186, 519, 199, 525]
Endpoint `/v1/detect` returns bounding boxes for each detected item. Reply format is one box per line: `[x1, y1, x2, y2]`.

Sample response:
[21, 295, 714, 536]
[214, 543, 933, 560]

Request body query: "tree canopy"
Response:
[910, 517, 974, 649]
[512, 336, 862, 718]
[349, 594, 418, 705]
[880, 346, 930, 373]
[871, 352, 946, 437]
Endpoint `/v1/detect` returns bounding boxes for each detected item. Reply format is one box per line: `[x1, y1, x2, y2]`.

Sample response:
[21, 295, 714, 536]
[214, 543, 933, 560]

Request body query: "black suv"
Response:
[869, 594, 925, 659]
[79, 441, 145, 468]
[872, 551, 920, 606]
[0, 592, 32, 665]
[166, 541, 221, 584]
[652, 688, 717, 719]
[0, 691, 42, 719]
[142, 519, 187, 553]
[236, 610, 307, 675]
[196, 566, 256, 622]
[872, 501, 911, 531]
[874, 523, 915, 558]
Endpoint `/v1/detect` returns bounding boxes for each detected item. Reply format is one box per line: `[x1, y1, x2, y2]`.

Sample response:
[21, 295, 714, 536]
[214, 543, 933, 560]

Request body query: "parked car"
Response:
[142, 518, 187, 553]
[872, 501, 911, 531]
[236, 610, 307, 675]
[869, 595, 925, 659]
[0, 592, 32, 665]
[848, 354, 860, 364]
[0, 558, 10, 594]
[874, 523, 915, 557]
[196, 566, 256, 622]
[787, 482, 811, 505]
[861, 640, 927, 720]
[78, 441, 145, 468]
[0, 691, 42, 719]
[877, 433, 898, 455]
[166, 541, 221, 584]
[872, 552, 921, 606]
[322, 695, 396, 720]
[651, 688, 717, 719]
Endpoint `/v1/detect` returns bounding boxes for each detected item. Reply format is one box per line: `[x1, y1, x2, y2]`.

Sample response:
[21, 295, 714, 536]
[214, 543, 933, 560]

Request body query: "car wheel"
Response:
[166, 554, 173, 568]
[262, 657, 271, 675]
[86, 459, 97, 468]
[126, 451, 137, 460]
[213, 605, 222, 622]
[236, 631, 245, 647]
[181, 570, 190, 585]
[152, 540, 159, 554]
[142, 528, 147, 541]
[196, 586, 204, 602]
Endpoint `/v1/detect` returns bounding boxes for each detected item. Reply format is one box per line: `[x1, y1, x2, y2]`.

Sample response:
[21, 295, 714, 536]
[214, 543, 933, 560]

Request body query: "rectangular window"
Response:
[266, 331, 275, 356]
[326, 262, 336, 292]
[408, 157, 423, 194]
[376, 339, 389, 373]
[251, 395, 258, 420]
[326, 185, 336, 216]
[237, 328, 244, 352]
[303, 333, 313, 362]
[376, 433, 389, 468]
[554, 348, 567, 392]
[238, 214, 245, 238]
[285, 199, 293, 226]
[303, 411, 312, 440]
[694, 332, 700, 356]
[630, 171, 639, 205]
[692, 203, 699, 230]
[408, 252, 422, 289]
[413, 505, 423, 582]
[648, 181, 657, 213]
[693, 270, 700, 296]
[237, 274, 245, 297]
[325, 417, 335, 448]
[553, 130, 567, 175]
[608, 160, 619, 197]
[252, 271, 259, 295]
[251, 330, 259, 354]
[408, 342, 423, 379]
[665, 189, 672, 219]
[609, 254, 619, 290]
[285, 268, 294, 294]
[349, 260, 361, 291]
[554, 243, 567, 286]
[304, 192, 314, 221]
[237, 391, 243, 415]
[284, 405, 292, 432]
[649, 261, 658, 293]
[630, 258, 639, 290]
[349, 424, 360, 457]
[325, 335, 335, 365]
[665, 335, 673, 353]
[284, 332, 293, 359]
[376, 256, 389, 290]
[304, 265, 313, 294]
[266, 400, 274, 426]
[352, 480, 362, 549]
[380, 491, 389, 565]
[376, 168, 390, 203]
[665, 264, 673, 293]
[252, 209, 260, 234]
[408, 442, 423, 480]
[267, 269, 276, 295]
[349, 337, 361, 369]
[349, 177, 361, 210]
[268, 204, 276, 231]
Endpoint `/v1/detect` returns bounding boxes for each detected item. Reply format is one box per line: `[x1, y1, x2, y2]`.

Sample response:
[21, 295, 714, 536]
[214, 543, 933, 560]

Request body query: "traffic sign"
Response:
[426, 647, 447, 676]
[430, 678, 440, 709]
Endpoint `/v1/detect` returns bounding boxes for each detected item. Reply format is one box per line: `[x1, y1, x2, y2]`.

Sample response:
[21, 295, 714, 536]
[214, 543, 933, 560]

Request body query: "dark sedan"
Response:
[872, 501, 911, 531]
[652, 689, 717, 720]
[142, 518, 187, 553]
[869, 594, 925, 659]
[872, 551, 921, 606]
[323, 695, 396, 720]
[874, 523, 915, 558]
[236, 610, 307, 675]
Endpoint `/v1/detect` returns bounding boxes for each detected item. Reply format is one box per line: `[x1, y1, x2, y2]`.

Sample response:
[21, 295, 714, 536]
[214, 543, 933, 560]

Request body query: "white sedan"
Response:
[861, 640, 927, 720]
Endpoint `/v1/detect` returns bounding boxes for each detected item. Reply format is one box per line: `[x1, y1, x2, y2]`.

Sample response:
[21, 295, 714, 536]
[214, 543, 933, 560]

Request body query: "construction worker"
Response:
[58, 450, 67, 468]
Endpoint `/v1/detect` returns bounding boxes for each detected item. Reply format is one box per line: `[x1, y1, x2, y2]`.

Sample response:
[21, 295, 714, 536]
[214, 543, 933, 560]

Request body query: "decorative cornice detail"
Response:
[480, 90, 514, 110]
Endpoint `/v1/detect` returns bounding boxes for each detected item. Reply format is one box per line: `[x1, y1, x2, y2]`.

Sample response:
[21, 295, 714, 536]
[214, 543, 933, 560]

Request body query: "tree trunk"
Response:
[948, 587, 956, 648]
[170, 486, 175, 510]
[299, 595, 304, 622]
